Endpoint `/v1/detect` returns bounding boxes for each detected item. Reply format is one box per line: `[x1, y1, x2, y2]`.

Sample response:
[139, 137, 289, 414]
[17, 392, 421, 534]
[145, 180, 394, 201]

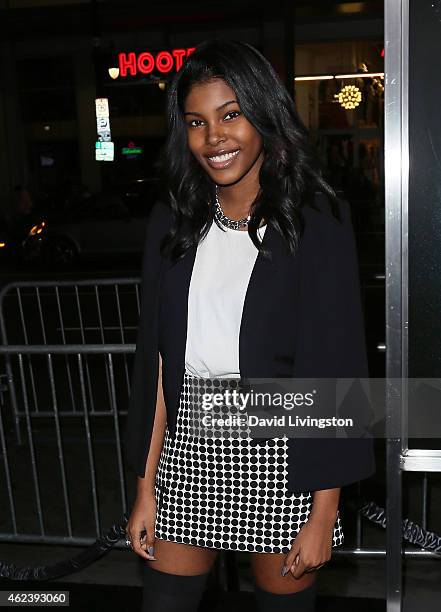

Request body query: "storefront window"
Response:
[295, 40, 384, 237]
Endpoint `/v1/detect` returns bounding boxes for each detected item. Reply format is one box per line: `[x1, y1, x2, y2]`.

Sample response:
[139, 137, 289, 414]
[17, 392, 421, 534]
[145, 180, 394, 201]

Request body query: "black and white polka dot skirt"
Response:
[154, 372, 344, 554]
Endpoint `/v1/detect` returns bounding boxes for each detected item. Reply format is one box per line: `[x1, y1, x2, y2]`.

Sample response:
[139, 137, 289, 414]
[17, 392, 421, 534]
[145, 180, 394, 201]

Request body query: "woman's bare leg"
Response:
[250, 552, 316, 593]
[145, 539, 219, 575]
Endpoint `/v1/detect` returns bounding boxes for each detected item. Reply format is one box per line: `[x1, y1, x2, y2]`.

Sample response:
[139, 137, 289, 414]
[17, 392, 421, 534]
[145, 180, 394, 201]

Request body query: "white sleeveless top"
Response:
[184, 220, 267, 379]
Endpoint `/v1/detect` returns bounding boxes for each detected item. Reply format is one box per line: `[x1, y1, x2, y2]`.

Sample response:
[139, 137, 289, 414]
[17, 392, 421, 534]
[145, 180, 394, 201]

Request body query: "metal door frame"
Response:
[385, 1, 408, 611]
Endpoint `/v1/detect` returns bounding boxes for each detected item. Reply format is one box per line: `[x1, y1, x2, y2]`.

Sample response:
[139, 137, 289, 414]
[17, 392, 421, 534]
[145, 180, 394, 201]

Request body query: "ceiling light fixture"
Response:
[334, 85, 362, 109]
[295, 72, 384, 82]
[294, 75, 334, 81]
[335, 72, 384, 79]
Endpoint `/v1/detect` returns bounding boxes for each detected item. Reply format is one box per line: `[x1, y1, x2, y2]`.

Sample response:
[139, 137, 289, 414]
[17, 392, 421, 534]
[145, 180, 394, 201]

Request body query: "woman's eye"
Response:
[188, 119, 202, 128]
[224, 111, 241, 120]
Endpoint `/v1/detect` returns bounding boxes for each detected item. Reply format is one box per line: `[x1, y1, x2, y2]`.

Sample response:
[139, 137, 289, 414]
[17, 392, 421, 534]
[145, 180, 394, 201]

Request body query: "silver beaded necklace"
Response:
[214, 185, 251, 231]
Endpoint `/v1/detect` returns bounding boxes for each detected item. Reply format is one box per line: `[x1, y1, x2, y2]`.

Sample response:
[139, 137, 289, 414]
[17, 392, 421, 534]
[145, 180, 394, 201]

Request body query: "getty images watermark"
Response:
[183, 378, 373, 440]
[199, 387, 354, 431]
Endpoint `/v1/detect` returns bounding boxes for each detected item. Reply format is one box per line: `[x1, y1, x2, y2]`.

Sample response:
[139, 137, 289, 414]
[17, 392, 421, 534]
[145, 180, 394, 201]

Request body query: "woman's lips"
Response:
[205, 149, 240, 170]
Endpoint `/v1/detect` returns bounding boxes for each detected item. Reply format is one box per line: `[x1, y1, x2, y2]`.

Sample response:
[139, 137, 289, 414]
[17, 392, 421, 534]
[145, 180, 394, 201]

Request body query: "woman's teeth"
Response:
[208, 150, 240, 162]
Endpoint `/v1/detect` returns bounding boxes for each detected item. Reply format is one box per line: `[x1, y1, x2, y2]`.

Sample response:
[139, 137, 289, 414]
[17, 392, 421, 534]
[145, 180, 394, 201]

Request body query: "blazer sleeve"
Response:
[123, 200, 172, 477]
[286, 195, 376, 493]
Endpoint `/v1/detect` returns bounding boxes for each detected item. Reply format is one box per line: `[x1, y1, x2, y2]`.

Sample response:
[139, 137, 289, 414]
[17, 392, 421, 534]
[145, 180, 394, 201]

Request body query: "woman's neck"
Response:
[217, 183, 260, 221]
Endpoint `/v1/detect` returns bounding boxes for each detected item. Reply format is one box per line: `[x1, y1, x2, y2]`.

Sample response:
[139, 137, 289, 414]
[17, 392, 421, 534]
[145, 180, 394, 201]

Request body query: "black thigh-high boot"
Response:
[141, 562, 211, 612]
[253, 580, 318, 612]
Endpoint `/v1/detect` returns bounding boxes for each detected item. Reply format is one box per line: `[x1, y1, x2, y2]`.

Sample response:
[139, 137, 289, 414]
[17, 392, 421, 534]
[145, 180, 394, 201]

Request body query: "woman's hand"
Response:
[125, 490, 158, 561]
[282, 513, 336, 579]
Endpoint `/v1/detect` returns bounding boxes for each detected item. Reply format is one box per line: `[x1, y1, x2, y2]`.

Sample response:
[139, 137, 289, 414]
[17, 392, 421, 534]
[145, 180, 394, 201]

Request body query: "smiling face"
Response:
[183, 78, 264, 187]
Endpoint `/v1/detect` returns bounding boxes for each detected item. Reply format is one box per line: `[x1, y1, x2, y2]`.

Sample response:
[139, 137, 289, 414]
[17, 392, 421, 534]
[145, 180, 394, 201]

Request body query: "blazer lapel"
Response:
[239, 222, 300, 379]
[159, 240, 197, 380]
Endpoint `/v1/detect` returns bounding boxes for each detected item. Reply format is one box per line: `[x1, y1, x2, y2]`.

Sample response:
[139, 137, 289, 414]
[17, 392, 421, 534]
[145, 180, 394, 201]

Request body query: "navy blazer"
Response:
[123, 192, 376, 493]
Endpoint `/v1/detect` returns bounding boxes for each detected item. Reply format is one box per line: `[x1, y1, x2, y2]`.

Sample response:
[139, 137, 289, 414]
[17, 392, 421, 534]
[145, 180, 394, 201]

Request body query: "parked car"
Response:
[22, 179, 160, 266]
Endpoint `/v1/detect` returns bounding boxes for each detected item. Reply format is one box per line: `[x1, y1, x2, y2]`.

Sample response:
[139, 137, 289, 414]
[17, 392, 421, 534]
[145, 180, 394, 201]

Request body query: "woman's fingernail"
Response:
[281, 566, 288, 576]
[147, 546, 154, 556]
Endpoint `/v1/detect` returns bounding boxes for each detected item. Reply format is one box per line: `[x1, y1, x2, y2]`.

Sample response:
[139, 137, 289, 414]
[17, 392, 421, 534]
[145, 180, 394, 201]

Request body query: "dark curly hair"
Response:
[158, 39, 341, 262]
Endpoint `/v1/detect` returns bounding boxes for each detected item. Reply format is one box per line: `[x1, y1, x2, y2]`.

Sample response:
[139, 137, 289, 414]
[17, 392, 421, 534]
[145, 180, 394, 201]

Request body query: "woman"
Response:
[124, 39, 375, 612]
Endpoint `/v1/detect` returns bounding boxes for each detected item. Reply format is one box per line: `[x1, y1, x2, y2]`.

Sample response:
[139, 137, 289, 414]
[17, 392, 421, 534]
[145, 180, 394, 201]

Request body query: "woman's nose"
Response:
[206, 123, 226, 145]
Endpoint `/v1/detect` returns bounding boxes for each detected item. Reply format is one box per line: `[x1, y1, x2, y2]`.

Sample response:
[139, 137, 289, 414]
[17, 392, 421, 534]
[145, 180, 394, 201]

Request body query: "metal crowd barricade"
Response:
[0, 279, 141, 443]
[0, 279, 140, 546]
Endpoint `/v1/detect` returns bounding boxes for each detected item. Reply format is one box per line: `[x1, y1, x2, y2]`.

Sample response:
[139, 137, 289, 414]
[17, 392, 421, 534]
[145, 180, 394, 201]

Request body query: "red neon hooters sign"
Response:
[118, 47, 196, 77]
